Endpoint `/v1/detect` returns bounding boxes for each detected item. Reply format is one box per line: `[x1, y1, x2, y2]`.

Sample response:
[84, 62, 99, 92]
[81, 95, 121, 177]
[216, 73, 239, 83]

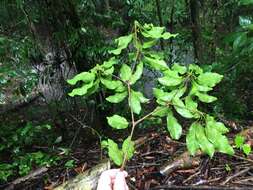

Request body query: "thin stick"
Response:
[221, 167, 251, 185]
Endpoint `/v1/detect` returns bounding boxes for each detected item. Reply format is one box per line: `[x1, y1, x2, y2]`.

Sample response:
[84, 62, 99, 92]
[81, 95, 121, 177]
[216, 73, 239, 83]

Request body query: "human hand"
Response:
[97, 169, 129, 190]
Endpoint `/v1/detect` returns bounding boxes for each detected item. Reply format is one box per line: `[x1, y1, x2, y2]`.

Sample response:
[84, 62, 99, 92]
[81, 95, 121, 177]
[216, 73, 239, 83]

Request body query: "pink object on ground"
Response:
[97, 169, 129, 190]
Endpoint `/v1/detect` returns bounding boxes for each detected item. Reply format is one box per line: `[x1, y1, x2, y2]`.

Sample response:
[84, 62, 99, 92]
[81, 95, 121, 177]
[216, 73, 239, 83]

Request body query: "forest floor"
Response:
[1, 101, 253, 190]
[6, 120, 253, 190]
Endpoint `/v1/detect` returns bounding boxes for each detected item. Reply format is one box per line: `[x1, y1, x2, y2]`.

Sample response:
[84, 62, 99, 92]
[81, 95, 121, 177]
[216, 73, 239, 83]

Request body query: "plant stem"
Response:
[120, 82, 136, 170]
[135, 108, 160, 126]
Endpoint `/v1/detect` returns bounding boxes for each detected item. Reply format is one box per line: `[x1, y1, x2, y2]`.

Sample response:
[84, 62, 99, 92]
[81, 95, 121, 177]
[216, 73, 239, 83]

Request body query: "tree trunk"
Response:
[155, 0, 164, 50]
[189, 0, 203, 64]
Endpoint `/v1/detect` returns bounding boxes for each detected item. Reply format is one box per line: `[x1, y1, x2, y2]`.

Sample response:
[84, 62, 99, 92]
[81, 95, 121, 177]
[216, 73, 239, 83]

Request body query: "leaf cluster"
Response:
[68, 21, 234, 166]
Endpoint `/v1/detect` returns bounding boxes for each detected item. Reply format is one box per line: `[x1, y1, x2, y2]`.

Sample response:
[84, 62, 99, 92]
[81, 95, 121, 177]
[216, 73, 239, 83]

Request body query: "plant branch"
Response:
[135, 107, 161, 126]
[121, 82, 136, 170]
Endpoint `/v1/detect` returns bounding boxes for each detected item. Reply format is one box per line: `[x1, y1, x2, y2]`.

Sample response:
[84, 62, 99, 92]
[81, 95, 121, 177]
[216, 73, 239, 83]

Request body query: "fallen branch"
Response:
[53, 159, 110, 190]
[160, 151, 202, 175]
[5, 167, 48, 190]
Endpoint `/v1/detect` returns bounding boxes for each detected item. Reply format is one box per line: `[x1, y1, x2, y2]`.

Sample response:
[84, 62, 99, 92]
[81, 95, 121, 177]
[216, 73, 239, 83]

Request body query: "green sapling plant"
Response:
[234, 135, 251, 156]
[67, 21, 234, 169]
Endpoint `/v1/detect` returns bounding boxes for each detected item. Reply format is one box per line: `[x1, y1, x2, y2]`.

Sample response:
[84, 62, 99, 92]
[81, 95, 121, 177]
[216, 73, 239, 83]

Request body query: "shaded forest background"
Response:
[0, 0, 252, 188]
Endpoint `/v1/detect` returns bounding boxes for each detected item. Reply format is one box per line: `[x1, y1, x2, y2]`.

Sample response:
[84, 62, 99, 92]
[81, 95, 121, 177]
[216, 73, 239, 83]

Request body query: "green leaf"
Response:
[102, 57, 118, 69]
[242, 144, 251, 156]
[103, 67, 114, 75]
[186, 122, 200, 155]
[109, 34, 133, 55]
[195, 92, 217, 103]
[130, 90, 141, 114]
[107, 115, 129, 129]
[152, 106, 170, 117]
[161, 32, 178, 39]
[205, 124, 234, 155]
[167, 110, 182, 140]
[239, 0, 253, 5]
[185, 96, 198, 110]
[192, 81, 213, 92]
[106, 91, 128, 103]
[130, 62, 143, 84]
[235, 135, 245, 148]
[122, 137, 135, 160]
[135, 91, 149, 103]
[86, 79, 100, 96]
[173, 98, 194, 118]
[120, 64, 132, 81]
[142, 40, 157, 49]
[101, 78, 123, 90]
[158, 76, 183, 87]
[185, 96, 199, 118]
[158, 70, 183, 87]
[197, 72, 223, 88]
[129, 90, 149, 114]
[67, 72, 95, 85]
[195, 124, 215, 157]
[206, 115, 229, 134]
[144, 56, 168, 71]
[153, 88, 177, 102]
[115, 83, 127, 92]
[174, 86, 186, 99]
[141, 25, 165, 38]
[108, 139, 123, 166]
[68, 82, 94, 97]
[189, 64, 203, 74]
[101, 140, 108, 149]
[172, 64, 187, 74]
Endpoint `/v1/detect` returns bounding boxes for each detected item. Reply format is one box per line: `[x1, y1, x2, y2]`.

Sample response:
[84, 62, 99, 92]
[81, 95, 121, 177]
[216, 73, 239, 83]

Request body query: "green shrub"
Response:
[68, 21, 234, 168]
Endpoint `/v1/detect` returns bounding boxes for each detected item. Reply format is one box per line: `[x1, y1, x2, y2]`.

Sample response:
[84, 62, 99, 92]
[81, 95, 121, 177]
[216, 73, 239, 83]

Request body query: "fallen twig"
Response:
[5, 167, 48, 190]
[221, 167, 252, 185]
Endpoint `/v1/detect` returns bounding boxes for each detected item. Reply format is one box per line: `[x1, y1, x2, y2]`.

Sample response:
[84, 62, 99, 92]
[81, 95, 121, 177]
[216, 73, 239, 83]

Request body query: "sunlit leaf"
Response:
[144, 56, 168, 71]
[107, 115, 129, 129]
[234, 135, 245, 148]
[195, 124, 215, 157]
[130, 61, 143, 84]
[172, 64, 187, 74]
[197, 72, 223, 88]
[173, 98, 194, 118]
[101, 78, 123, 90]
[122, 136, 135, 160]
[108, 139, 123, 166]
[162, 32, 178, 39]
[67, 72, 95, 85]
[106, 91, 128, 103]
[152, 106, 170, 117]
[186, 122, 200, 155]
[109, 34, 133, 55]
[195, 92, 217, 103]
[153, 88, 177, 102]
[120, 64, 132, 81]
[142, 40, 157, 49]
[242, 144, 251, 156]
[68, 82, 94, 97]
[102, 57, 118, 69]
[167, 110, 182, 140]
